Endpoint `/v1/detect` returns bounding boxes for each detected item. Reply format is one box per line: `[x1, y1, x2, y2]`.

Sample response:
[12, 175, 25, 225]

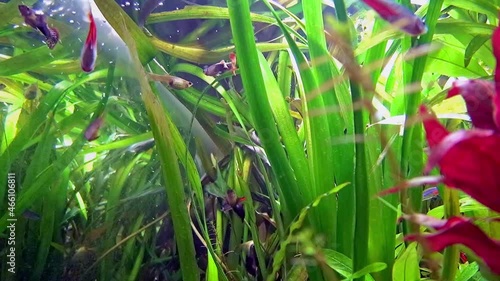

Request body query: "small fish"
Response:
[22, 209, 41, 220]
[147, 73, 193, 89]
[203, 60, 232, 77]
[24, 83, 39, 100]
[361, 0, 427, 36]
[229, 52, 237, 75]
[81, 5, 97, 72]
[18, 5, 59, 49]
[241, 241, 258, 277]
[459, 252, 468, 264]
[422, 186, 439, 201]
[129, 139, 155, 153]
[221, 189, 246, 219]
[84, 116, 104, 141]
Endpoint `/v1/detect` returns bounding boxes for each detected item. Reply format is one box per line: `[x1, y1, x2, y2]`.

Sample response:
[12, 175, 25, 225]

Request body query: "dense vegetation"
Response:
[1, 0, 499, 280]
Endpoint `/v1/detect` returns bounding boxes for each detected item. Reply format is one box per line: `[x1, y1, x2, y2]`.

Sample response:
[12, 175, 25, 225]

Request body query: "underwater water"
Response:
[0, 0, 242, 280]
[2, 0, 497, 280]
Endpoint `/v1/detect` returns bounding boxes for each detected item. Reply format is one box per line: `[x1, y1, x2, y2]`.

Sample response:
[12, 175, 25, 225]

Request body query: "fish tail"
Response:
[46, 27, 59, 49]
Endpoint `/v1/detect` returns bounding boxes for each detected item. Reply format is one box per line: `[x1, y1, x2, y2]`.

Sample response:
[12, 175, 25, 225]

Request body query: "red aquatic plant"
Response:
[381, 106, 500, 213]
[447, 80, 497, 131]
[448, 22, 500, 131]
[382, 23, 500, 275]
[361, 0, 427, 36]
[419, 106, 500, 212]
[403, 215, 500, 274]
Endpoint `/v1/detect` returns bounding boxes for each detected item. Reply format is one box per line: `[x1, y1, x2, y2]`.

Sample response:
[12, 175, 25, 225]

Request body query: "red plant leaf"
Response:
[446, 80, 497, 131]
[401, 213, 453, 229]
[377, 175, 443, 196]
[424, 129, 500, 212]
[419, 105, 449, 147]
[494, 91, 500, 129]
[493, 25, 500, 128]
[361, 0, 427, 36]
[405, 216, 500, 274]
[492, 25, 500, 84]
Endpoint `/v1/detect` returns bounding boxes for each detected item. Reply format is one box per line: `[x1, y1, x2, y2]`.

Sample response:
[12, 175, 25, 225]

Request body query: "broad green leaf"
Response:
[118, 14, 200, 281]
[324, 248, 352, 277]
[435, 20, 495, 37]
[0, 45, 71, 76]
[393, 242, 420, 281]
[350, 262, 387, 280]
[443, 0, 499, 20]
[427, 45, 488, 79]
[464, 35, 491, 67]
[267, 183, 349, 281]
[457, 262, 480, 281]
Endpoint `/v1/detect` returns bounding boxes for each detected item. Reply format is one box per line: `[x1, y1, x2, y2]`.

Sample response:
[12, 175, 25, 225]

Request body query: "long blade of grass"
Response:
[400, 0, 444, 229]
[441, 187, 460, 280]
[302, 2, 357, 264]
[147, 6, 276, 25]
[301, 0, 338, 249]
[151, 36, 307, 64]
[226, 0, 304, 223]
[256, 51, 311, 199]
[32, 167, 69, 280]
[0, 71, 108, 216]
[0, 45, 71, 76]
[117, 16, 199, 281]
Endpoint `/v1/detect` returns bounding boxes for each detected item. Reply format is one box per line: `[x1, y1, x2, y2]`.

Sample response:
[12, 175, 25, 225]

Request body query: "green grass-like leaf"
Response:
[117, 15, 200, 281]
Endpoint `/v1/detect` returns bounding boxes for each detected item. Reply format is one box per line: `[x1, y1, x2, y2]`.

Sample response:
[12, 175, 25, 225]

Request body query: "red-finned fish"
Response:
[85, 115, 104, 141]
[229, 52, 237, 75]
[422, 186, 439, 201]
[203, 60, 232, 77]
[221, 189, 246, 219]
[18, 5, 59, 49]
[81, 5, 97, 72]
[459, 252, 468, 264]
[361, 0, 427, 36]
